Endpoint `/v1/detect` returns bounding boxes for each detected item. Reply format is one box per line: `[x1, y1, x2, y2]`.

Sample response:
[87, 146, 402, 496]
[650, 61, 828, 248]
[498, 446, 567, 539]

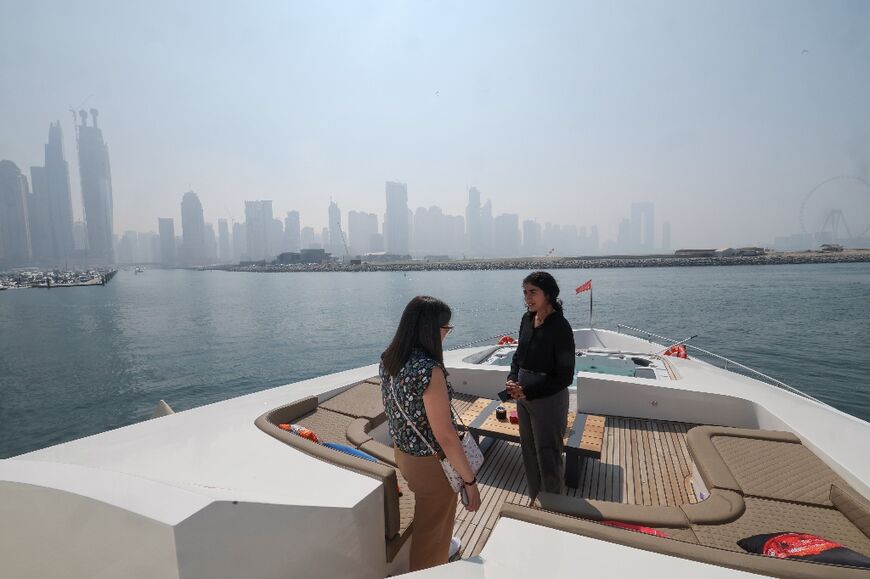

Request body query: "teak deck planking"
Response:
[452, 415, 700, 558]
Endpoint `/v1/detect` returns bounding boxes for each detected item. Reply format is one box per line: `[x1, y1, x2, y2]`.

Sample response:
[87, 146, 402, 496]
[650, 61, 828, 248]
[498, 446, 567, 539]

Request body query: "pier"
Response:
[0, 269, 117, 290]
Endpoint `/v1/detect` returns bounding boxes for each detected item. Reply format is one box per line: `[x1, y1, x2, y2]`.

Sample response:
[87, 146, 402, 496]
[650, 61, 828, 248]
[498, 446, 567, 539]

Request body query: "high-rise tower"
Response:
[328, 200, 342, 255]
[180, 191, 206, 265]
[384, 181, 409, 255]
[0, 161, 33, 266]
[158, 218, 177, 265]
[465, 187, 482, 256]
[29, 122, 75, 265]
[76, 109, 114, 264]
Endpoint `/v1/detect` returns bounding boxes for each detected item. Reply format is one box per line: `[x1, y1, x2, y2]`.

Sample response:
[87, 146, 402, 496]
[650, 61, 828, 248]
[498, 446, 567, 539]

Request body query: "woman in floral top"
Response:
[380, 296, 481, 571]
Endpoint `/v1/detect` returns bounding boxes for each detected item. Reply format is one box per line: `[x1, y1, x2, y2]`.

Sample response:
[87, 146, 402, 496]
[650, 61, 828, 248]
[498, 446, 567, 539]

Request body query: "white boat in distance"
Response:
[1, 326, 868, 578]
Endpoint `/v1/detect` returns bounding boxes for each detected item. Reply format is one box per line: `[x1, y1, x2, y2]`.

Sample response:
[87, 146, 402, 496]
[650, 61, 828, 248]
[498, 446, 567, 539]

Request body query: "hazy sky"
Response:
[1, 0, 869, 247]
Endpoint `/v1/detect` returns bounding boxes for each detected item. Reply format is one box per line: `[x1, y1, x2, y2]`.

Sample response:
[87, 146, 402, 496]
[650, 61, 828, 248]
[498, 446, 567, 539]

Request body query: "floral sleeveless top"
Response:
[380, 349, 456, 457]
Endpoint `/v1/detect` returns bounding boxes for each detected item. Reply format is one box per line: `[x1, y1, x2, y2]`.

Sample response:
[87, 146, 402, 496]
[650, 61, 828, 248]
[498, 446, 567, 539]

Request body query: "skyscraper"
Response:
[158, 218, 176, 265]
[300, 226, 315, 249]
[480, 199, 493, 256]
[245, 200, 273, 261]
[384, 181, 409, 255]
[218, 219, 231, 262]
[630, 202, 655, 253]
[328, 200, 343, 255]
[232, 222, 246, 261]
[0, 160, 32, 266]
[522, 220, 541, 256]
[180, 191, 206, 265]
[493, 213, 520, 257]
[348, 210, 378, 255]
[284, 211, 300, 252]
[76, 109, 114, 264]
[662, 221, 671, 253]
[27, 166, 52, 262]
[40, 122, 75, 264]
[465, 187, 481, 255]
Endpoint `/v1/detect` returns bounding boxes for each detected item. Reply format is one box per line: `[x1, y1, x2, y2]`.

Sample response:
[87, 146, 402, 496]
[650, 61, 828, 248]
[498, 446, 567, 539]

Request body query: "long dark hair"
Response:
[523, 271, 564, 314]
[382, 296, 452, 377]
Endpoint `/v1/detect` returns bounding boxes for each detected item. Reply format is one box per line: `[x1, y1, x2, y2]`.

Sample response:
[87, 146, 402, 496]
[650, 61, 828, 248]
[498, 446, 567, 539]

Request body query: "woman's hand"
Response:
[505, 379, 526, 400]
[463, 483, 481, 512]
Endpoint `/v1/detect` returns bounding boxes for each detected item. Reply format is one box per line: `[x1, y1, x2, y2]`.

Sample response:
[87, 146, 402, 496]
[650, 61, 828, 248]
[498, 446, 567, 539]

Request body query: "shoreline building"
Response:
[0, 160, 33, 266]
[28, 122, 75, 266]
[384, 181, 409, 255]
[76, 109, 115, 264]
[631, 202, 655, 253]
[284, 211, 300, 253]
[348, 210, 377, 256]
[158, 218, 177, 266]
[218, 219, 231, 263]
[328, 200, 343, 256]
[245, 200, 273, 261]
[465, 187, 481, 256]
[180, 191, 206, 265]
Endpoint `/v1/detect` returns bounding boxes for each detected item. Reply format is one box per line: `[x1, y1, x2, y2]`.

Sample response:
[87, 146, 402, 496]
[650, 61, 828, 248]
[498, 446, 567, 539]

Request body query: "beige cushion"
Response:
[347, 418, 373, 446]
[536, 492, 690, 528]
[680, 489, 745, 525]
[360, 440, 398, 466]
[321, 381, 385, 419]
[692, 497, 870, 556]
[832, 484, 870, 539]
[687, 425, 800, 494]
[712, 436, 846, 506]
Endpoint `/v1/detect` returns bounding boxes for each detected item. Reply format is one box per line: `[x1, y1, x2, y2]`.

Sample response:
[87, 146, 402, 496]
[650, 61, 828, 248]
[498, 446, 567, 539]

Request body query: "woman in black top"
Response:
[506, 271, 576, 501]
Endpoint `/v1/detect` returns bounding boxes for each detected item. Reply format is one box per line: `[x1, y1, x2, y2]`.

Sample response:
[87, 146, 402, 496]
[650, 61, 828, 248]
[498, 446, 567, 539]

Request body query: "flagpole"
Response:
[589, 286, 593, 329]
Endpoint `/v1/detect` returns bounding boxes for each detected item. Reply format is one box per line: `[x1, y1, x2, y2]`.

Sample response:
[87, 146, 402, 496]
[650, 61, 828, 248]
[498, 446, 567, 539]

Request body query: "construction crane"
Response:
[334, 217, 351, 261]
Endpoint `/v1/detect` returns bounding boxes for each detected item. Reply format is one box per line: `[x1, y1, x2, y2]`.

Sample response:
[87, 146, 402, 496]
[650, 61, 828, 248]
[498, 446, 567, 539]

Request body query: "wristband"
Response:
[462, 477, 477, 486]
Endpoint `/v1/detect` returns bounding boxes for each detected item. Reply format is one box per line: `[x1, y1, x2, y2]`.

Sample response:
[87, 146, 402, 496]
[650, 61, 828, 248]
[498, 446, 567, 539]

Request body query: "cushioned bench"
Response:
[523, 425, 870, 576]
[499, 502, 870, 579]
[254, 394, 412, 562]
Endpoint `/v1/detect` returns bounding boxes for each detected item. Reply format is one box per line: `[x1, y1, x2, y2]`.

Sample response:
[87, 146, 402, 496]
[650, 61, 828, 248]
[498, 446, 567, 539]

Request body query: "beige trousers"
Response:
[395, 448, 459, 571]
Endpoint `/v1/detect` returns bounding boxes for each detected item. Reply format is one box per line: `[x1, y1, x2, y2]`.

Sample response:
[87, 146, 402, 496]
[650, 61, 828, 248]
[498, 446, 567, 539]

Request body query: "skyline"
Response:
[1, 1, 869, 248]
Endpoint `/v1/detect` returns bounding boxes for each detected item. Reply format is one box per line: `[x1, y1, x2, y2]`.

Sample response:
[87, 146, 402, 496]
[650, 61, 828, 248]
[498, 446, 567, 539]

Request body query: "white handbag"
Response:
[387, 374, 484, 493]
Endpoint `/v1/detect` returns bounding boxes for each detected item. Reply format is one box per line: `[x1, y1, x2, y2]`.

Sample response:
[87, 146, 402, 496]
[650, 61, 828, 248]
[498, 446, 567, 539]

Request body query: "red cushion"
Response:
[738, 532, 870, 568]
[599, 520, 669, 538]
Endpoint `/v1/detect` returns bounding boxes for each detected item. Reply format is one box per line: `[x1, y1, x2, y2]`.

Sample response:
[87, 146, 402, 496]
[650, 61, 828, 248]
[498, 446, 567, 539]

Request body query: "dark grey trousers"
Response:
[517, 388, 569, 502]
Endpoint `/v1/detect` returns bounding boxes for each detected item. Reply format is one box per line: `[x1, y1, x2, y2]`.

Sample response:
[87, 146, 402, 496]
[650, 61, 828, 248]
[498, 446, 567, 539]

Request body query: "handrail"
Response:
[615, 324, 829, 405]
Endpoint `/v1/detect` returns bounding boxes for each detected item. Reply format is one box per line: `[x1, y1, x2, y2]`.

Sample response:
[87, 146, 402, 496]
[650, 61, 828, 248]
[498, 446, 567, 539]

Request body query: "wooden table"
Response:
[457, 397, 604, 488]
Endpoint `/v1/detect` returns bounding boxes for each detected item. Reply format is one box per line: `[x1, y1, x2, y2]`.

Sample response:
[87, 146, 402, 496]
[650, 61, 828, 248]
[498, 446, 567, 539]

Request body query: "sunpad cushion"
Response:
[693, 497, 870, 555]
[321, 381, 386, 419]
[712, 436, 845, 506]
[738, 532, 870, 568]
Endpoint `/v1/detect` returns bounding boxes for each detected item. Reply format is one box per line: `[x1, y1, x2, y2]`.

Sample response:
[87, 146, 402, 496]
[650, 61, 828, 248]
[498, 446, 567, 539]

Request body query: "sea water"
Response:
[1, 263, 868, 458]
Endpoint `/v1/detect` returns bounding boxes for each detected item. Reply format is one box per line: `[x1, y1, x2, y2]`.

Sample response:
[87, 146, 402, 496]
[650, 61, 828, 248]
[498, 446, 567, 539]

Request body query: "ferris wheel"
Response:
[799, 176, 870, 243]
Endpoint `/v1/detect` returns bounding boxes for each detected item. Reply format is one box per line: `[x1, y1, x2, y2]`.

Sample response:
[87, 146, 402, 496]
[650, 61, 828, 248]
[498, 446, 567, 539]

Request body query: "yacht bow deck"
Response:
[450, 393, 701, 558]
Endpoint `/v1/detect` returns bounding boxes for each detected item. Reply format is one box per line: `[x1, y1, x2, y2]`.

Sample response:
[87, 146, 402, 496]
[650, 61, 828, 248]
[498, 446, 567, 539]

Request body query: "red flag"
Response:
[575, 280, 592, 294]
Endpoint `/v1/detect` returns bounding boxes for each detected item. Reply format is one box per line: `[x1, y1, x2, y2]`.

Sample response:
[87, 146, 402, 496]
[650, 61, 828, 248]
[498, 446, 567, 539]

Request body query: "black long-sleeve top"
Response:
[507, 310, 576, 401]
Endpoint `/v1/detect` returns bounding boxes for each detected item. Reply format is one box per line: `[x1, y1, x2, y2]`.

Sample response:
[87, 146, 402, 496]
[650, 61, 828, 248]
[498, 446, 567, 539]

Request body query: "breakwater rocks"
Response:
[209, 250, 870, 274]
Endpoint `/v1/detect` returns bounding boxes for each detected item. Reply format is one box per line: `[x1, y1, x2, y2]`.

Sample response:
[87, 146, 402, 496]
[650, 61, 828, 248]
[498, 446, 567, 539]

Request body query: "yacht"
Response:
[1, 326, 867, 578]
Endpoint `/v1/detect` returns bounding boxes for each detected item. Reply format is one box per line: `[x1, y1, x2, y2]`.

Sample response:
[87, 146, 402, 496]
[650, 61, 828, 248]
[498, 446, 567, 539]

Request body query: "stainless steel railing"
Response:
[615, 323, 827, 405]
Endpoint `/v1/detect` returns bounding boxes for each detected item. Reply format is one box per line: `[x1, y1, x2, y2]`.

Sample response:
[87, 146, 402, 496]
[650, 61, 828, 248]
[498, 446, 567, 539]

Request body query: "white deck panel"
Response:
[10, 363, 385, 508]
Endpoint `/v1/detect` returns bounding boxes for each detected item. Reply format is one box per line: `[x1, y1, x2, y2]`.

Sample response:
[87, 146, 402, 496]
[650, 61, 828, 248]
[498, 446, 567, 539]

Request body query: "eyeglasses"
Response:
[441, 325, 454, 335]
